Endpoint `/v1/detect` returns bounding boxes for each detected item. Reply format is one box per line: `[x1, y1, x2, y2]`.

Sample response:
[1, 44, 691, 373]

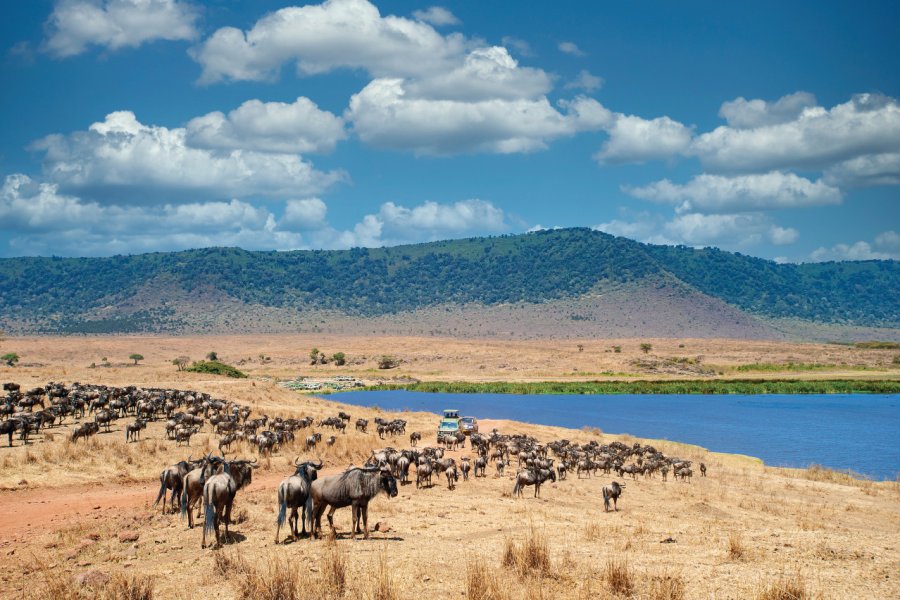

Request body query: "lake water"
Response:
[336, 391, 900, 480]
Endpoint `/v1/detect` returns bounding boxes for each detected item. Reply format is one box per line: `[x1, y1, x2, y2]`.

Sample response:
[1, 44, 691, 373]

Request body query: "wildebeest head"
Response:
[379, 467, 398, 497]
[294, 458, 323, 482]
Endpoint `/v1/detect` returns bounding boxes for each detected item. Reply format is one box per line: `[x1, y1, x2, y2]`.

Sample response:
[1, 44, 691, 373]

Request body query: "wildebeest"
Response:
[181, 455, 221, 528]
[409, 432, 421, 447]
[513, 468, 556, 498]
[474, 456, 487, 478]
[355, 418, 368, 433]
[602, 481, 624, 512]
[0, 419, 21, 447]
[125, 418, 146, 442]
[445, 465, 459, 490]
[154, 456, 195, 515]
[202, 467, 237, 548]
[699, 463, 707, 477]
[275, 459, 322, 543]
[459, 458, 471, 481]
[416, 462, 433, 489]
[311, 466, 398, 540]
[71, 421, 99, 443]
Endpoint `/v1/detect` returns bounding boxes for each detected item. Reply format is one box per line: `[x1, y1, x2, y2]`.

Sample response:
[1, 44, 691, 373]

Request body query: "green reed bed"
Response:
[366, 379, 900, 395]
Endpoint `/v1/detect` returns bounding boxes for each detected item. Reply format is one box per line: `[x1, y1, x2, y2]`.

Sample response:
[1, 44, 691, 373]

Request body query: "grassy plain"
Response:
[0, 335, 898, 599]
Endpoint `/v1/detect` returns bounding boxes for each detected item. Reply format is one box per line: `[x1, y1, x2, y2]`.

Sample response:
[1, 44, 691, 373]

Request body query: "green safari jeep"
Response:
[437, 409, 461, 441]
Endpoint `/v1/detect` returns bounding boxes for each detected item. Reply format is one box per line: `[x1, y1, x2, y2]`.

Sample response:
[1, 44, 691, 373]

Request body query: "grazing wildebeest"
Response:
[310, 466, 398, 540]
[446, 465, 459, 490]
[71, 421, 99, 443]
[202, 467, 237, 548]
[459, 458, 471, 481]
[275, 459, 323, 543]
[181, 455, 222, 528]
[416, 462, 433, 489]
[154, 456, 195, 515]
[0, 419, 21, 447]
[474, 456, 487, 478]
[513, 468, 556, 498]
[125, 418, 146, 442]
[602, 481, 624, 512]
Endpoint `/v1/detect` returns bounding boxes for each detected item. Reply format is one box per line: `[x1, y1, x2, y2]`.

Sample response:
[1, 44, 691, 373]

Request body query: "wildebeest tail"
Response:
[180, 484, 189, 518]
[203, 494, 215, 539]
[153, 473, 166, 506]
[276, 489, 287, 528]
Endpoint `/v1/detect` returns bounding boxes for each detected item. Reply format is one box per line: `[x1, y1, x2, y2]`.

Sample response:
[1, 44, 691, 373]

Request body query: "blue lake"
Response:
[336, 391, 900, 480]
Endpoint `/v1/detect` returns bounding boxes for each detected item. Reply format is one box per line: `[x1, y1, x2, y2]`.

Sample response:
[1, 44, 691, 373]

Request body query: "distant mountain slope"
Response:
[0, 228, 896, 335]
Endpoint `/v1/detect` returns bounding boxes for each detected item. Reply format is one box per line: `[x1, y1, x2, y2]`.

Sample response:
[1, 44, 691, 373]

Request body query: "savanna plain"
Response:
[0, 335, 898, 600]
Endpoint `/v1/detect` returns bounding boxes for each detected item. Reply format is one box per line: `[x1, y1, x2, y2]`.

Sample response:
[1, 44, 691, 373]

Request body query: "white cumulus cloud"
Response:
[347, 78, 610, 155]
[624, 172, 842, 213]
[412, 6, 460, 26]
[191, 0, 468, 83]
[694, 93, 900, 173]
[280, 198, 328, 230]
[824, 152, 900, 187]
[718, 91, 817, 129]
[594, 114, 693, 164]
[564, 69, 603, 92]
[30, 111, 344, 202]
[185, 97, 346, 154]
[558, 41, 585, 56]
[44, 0, 199, 57]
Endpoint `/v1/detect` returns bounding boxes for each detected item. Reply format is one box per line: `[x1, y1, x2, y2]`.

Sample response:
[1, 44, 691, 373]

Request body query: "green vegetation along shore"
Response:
[367, 379, 900, 395]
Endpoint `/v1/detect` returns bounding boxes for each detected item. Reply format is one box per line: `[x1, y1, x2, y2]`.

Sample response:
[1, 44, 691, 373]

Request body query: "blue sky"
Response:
[1, 0, 898, 261]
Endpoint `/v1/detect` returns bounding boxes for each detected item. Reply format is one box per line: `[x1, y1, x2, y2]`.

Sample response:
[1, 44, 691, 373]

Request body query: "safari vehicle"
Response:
[460, 416, 479, 435]
[437, 409, 460, 441]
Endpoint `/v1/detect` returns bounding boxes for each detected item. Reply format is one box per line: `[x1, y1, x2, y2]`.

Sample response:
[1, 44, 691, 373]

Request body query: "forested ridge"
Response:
[0, 228, 896, 332]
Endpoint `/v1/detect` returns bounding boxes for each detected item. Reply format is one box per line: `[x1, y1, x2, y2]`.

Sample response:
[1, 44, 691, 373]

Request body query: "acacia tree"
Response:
[172, 356, 189, 371]
[640, 343, 653, 354]
[129, 353, 144, 365]
[2, 353, 19, 367]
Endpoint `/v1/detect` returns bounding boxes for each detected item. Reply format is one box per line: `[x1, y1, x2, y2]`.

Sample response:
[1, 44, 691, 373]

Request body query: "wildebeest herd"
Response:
[3, 380, 706, 548]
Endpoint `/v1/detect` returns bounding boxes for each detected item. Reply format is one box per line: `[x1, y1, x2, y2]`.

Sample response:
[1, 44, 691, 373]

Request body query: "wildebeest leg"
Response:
[224, 501, 232, 543]
[362, 503, 370, 540]
[351, 504, 359, 540]
[289, 507, 299, 539]
[326, 505, 338, 538]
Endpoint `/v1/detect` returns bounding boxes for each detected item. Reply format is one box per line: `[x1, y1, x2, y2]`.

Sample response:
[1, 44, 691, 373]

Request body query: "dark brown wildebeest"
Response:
[409, 431, 421, 447]
[275, 459, 322, 543]
[699, 463, 707, 477]
[416, 461, 433, 489]
[513, 467, 556, 498]
[201, 467, 237, 548]
[310, 465, 398, 540]
[154, 456, 196, 515]
[355, 418, 368, 433]
[125, 418, 146, 442]
[603, 481, 624, 512]
[0, 419, 21, 447]
[71, 421, 99, 443]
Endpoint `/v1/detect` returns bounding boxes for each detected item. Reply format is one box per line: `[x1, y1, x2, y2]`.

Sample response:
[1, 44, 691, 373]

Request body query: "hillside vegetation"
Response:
[0, 228, 897, 334]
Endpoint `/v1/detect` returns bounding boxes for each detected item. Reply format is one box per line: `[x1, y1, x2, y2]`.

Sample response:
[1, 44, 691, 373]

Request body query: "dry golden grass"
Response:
[30, 571, 154, 600]
[1, 335, 899, 600]
[727, 531, 746, 560]
[603, 558, 634, 596]
[755, 574, 813, 600]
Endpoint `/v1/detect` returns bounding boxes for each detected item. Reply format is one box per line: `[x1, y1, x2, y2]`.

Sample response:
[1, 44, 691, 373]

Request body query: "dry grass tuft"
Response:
[234, 553, 308, 600]
[369, 550, 398, 600]
[501, 524, 551, 577]
[30, 571, 154, 600]
[647, 570, 685, 600]
[728, 532, 746, 560]
[322, 538, 347, 598]
[756, 574, 811, 600]
[603, 558, 634, 596]
[466, 559, 510, 600]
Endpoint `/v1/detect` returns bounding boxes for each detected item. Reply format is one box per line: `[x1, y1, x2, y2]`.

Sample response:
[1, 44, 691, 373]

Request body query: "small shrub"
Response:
[604, 558, 634, 596]
[756, 574, 811, 600]
[612, 345, 622, 353]
[332, 352, 346, 366]
[378, 355, 400, 369]
[1, 352, 19, 367]
[640, 343, 653, 354]
[727, 532, 745, 560]
[185, 360, 247, 378]
[647, 571, 685, 600]
[206, 351, 218, 361]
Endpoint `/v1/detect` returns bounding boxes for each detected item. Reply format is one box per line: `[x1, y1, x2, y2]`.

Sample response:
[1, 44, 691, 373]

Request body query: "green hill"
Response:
[0, 228, 896, 335]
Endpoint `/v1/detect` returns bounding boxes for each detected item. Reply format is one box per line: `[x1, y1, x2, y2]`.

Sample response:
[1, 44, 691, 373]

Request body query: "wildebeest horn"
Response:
[313, 460, 323, 469]
[187, 454, 193, 462]
[250, 458, 258, 464]
[295, 456, 301, 466]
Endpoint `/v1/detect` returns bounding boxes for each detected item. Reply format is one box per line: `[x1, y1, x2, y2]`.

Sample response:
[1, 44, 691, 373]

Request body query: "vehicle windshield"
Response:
[461, 417, 475, 423]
